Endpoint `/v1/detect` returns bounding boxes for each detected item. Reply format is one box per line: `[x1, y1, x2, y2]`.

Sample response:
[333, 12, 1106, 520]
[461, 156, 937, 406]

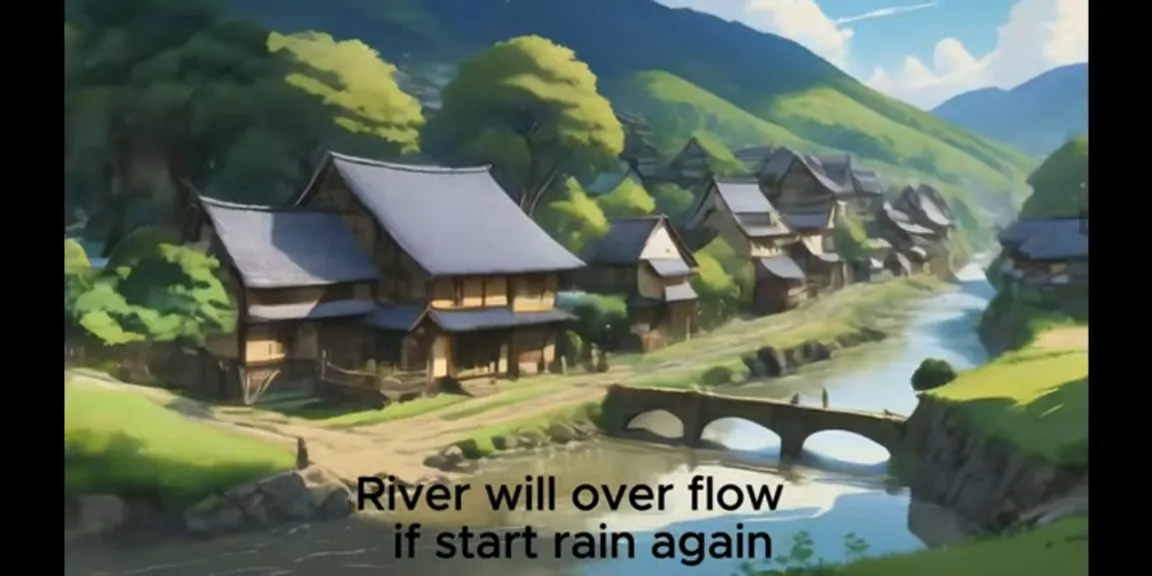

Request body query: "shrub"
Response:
[700, 365, 735, 387]
[911, 358, 957, 391]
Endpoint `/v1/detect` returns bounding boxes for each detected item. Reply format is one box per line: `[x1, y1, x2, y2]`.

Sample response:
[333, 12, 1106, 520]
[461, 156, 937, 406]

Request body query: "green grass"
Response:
[605, 70, 1035, 192]
[454, 402, 603, 459]
[437, 383, 560, 421]
[978, 288, 1082, 352]
[776, 517, 1087, 576]
[65, 379, 294, 503]
[929, 345, 1088, 466]
[295, 393, 470, 427]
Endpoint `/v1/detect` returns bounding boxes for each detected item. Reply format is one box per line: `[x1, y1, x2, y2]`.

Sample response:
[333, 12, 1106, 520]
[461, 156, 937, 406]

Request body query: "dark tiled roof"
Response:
[198, 197, 379, 289]
[247, 299, 375, 323]
[320, 153, 585, 276]
[364, 303, 427, 331]
[780, 209, 831, 231]
[581, 218, 661, 265]
[711, 180, 796, 238]
[760, 148, 797, 179]
[647, 258, 692, 277]
[1000, 218, 1089, 260]
[427, 307, 574, 333]
[883, 202, 936, 236]
[758, 256, 806, 280]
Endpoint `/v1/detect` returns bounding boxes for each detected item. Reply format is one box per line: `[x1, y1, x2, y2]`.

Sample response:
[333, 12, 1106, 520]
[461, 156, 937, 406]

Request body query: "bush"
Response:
[571, 294, 629, 349]
[700, 365, 735, 387]
[911, 358, 957, 391]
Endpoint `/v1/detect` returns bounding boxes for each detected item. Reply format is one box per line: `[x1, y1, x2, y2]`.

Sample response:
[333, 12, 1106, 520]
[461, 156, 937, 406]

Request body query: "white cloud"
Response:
[659, 1, 935, 68]
[866, 0, 1089, 109]
[834, 2, 938, 25]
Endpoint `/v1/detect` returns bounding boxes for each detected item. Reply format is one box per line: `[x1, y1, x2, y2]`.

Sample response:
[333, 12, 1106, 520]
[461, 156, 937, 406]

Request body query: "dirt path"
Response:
[66, 279, 942, 482]
[1035, 327, 1088, 350]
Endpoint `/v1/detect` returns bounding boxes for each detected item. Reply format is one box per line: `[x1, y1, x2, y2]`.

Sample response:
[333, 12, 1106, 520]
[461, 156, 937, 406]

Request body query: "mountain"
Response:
[229, 0, 1035, 196]
[933, 63, 1088, 158]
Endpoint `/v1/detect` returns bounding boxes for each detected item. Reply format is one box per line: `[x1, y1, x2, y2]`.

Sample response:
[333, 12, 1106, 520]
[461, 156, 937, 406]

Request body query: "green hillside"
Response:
[1020, 135, 1089, 218]
[607, 71, 1033, 186]
[231, 0, 1037, 202]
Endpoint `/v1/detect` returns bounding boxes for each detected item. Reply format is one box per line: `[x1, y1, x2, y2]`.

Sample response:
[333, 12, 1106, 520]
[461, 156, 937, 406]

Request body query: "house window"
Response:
[521, 275, 547, 297]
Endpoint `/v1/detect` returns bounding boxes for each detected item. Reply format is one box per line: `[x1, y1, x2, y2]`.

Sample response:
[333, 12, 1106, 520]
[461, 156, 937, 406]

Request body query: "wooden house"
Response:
[294, 153, 585, 386]
[780, 207, 847, 293]
[189, 152, 585, 404]
[191, 197, 381, 404]
[617, 113, 664, 181]
[684, 179, 812, 315]
[578, 216, 699, 351]
[893, 185, 954, 236]
[997, 217, 1089, 287]
[761, 150, 884, 213]
[733, 146, 780, 175]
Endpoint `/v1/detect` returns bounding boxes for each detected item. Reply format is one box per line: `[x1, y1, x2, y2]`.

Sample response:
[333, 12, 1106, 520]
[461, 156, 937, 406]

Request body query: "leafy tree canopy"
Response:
[268, 31, 423, 152]
[597, 177, 655, 218]
[65, 242, 235, 346]
[423, 35, 624, 215]
[543, 178, 609, 253]
[650, 183, 696, 220]
[1020, 135, 1088, 218]
[64, 0, 420, 248]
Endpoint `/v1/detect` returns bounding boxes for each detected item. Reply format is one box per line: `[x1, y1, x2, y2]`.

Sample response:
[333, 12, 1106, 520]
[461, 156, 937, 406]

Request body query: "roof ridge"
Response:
[198, 195, 333, 214]
[327, 151, 492, 175]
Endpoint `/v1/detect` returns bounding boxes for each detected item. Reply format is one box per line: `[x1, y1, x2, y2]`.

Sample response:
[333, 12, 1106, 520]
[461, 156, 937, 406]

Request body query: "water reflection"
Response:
[66, 269, 994, 575]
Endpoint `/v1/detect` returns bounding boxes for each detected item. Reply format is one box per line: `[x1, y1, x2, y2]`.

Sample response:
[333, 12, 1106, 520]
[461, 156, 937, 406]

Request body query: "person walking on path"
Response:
[790, 393, 801, 405]
[821, 388, 829, 409]
[296, 437, 311, 470]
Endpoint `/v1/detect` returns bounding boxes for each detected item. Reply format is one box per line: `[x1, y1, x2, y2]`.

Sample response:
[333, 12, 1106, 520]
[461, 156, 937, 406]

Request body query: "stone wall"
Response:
[902, 397, 1087, 532]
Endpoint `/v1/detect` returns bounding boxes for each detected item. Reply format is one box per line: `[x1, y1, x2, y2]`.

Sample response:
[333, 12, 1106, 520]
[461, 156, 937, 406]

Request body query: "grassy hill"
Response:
[1020, 136, 1089, 218]
[230, 0, 1036, 204]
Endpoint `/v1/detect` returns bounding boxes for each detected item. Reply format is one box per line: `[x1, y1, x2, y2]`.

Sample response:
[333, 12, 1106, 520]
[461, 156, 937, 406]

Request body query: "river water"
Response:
[65, 267, 994, 576]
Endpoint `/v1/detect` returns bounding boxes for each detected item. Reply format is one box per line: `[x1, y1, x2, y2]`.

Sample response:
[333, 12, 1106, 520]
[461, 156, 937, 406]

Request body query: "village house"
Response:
[997, 217, 1089, 288]
[663, 136, 746, 190]
[685, 178, 843, 315]
[190, 152, 585, 404]
[759, 149, 885, 213]
[876, 185, 955, 276]
[577, 216, 699, 351]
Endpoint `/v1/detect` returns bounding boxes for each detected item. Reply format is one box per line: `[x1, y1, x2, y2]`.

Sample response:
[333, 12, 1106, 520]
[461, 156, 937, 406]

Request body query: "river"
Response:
[64, 266, 995, 576]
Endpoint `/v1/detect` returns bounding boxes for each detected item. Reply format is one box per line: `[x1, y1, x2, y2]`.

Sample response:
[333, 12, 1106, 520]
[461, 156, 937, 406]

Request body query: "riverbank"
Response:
[63, 276, 945, 541]
[748, 516, 1087, 576]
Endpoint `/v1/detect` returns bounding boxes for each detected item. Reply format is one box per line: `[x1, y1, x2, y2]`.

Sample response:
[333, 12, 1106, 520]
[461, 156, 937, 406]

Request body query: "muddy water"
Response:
[65, 267, 994, 576]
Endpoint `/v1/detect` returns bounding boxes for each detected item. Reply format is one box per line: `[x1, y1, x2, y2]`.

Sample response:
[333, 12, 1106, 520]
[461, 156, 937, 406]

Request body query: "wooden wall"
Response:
[427, 274, 557, 311]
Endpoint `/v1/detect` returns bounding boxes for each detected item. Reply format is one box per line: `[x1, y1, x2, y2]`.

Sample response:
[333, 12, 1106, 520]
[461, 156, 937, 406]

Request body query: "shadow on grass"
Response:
[64, 429, 285, 506]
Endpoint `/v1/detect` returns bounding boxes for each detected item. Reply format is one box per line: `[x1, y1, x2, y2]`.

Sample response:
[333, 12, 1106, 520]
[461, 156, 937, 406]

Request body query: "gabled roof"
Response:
[780, 207, 833, 231]
[580, 216, 697, 268]
[897, 185, 953, 228]
[197, 196, 379, 289]
[882, 202, 936, 236]
[1000, 218, 1088, 261]
[701, 179, 795, 238]
[298, 152, 585, 277]
[734, 146, 779, 172]
[760, 147, 798, 180]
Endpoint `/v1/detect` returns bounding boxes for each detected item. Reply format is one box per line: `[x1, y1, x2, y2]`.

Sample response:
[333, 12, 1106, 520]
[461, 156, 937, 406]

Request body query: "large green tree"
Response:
[1020, 135, 1088, 218]
[423, 35, 624, 216]
[64, 0, 422, 249]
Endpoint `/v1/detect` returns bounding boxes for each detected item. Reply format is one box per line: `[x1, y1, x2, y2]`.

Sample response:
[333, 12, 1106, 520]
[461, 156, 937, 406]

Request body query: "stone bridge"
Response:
[599, 385, 908, 460]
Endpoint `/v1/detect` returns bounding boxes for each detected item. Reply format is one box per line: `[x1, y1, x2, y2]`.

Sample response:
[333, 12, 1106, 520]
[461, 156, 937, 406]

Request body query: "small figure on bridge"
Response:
[822, 388, 829, 408]
[296, 436, 311, 470]
[790, 393, 800, 405]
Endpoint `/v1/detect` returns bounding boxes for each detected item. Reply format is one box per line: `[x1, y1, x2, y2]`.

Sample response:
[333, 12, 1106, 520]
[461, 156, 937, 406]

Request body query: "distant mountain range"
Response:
[933, 63, 1088, 158]
[228, 0, 1035, 201]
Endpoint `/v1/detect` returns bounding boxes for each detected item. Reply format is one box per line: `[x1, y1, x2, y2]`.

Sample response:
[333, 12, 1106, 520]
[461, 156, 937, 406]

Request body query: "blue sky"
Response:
[654, 0, 1088, 109]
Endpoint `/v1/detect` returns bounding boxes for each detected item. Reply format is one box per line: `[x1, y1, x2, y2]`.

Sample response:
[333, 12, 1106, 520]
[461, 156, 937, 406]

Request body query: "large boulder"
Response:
[754, 346, 786, 377]
[184, 466, 353, 535]
[76, 494, 128, 536]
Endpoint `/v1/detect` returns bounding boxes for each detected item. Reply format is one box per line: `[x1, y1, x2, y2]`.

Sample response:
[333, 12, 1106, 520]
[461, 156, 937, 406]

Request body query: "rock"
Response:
[491, 435, 509, 451]
[77, 494, 128, 535]
[519, 429, 547, 448]
[547, 422, 578, 444]
[425, 445, 466, 470]
[423, 453, 450, 469]
[742, 355, 768, 378]
[806, 340, 832, 362]
[754, 347, 785, 377]
[184, 465, 353, 535]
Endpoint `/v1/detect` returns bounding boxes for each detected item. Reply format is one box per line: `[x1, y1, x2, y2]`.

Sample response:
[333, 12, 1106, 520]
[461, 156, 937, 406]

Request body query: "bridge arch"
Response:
[800, 430, 892, 465]
[700, 417, 782, 452]
[625, 409, 684, 439]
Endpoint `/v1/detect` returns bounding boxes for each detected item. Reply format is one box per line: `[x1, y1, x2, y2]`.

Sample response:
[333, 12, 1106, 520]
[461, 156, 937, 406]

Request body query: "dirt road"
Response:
[65, 279, 940, 482]
[1034, 326, 1088, 350]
